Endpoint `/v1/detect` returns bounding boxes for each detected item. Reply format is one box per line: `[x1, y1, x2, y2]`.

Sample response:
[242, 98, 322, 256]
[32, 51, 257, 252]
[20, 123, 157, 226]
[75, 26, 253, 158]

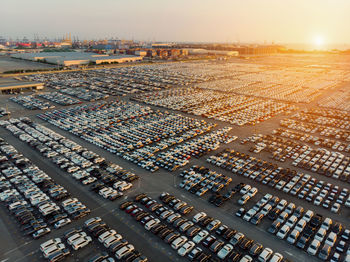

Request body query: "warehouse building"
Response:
[11, 52, 142, 67]
[0, 78, 44, 94]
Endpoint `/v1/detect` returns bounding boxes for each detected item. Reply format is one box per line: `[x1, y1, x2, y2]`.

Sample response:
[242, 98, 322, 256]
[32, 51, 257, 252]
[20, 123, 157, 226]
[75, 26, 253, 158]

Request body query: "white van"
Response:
[71, 236, 92, 250]
[115, 244, 134, 259]
[67, 232, 87, 245]
[103, 234, 122, 248]
[84, 217, 101, 227]
[98, 230, 117, 243]
[40, 238, 61, 252]
[61, 198, 78, 207]
[43, 243, 65, 258]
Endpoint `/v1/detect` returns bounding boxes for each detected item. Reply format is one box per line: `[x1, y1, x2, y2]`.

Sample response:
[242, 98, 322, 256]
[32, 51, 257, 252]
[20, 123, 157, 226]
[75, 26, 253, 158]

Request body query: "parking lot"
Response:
[0, 56, 349, 262]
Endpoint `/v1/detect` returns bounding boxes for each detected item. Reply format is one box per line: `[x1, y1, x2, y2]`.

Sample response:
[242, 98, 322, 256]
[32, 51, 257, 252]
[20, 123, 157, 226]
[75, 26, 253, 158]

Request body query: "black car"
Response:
[223, 190, 235, 200]
[119, 201, 133, 210]
[135, 193, 148, 202]
[158, 228, 173, 239]
[239, 238, 253, 250]
[296, 236, 309, 249]
[235, 208, 245, 217]
[202, 235, 216, 248]
[223, 229, 236, 240]
[151, 224, 166, 235]
[215, 225, 228, 236]
[249, 242, 263, 256]
[214, 197, 225, 207]
[200, 217, 213, 227]
[164, 232, 180, 244]
[88, 252, 109, 262]
[208, 194, 220, 204]
[267, 221, 280, 234]
[267, 208, 281, 220]
[195, 252, 211, 262]
[309, 214, 323, 228]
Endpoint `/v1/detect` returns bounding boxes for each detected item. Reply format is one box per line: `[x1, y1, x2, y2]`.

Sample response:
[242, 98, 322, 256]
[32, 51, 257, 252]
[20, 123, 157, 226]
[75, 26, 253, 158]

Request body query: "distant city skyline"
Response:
[2, 0, 350, 47]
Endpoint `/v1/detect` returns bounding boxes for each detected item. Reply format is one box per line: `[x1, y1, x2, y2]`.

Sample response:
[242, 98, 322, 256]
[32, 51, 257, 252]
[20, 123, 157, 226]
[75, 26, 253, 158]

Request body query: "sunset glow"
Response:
[313, 36, 325, 49]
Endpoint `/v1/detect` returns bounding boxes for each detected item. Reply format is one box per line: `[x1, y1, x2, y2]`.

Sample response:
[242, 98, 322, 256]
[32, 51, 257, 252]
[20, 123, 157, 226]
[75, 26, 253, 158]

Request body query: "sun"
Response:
[313, 35, 325, 48]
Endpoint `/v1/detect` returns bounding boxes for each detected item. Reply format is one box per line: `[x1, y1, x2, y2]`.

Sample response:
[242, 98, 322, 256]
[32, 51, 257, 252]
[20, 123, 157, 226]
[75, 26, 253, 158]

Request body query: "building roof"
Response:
[0, 78, 43, 91]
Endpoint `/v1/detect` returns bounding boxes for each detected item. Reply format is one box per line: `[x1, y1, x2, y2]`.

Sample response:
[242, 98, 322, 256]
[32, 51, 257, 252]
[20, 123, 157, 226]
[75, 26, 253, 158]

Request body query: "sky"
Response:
[1, 0, 350, 46]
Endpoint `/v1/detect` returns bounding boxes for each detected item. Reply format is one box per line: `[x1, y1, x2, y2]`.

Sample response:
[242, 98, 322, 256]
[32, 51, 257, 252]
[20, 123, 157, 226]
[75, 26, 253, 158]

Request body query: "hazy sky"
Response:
[1, 0, 350, 45]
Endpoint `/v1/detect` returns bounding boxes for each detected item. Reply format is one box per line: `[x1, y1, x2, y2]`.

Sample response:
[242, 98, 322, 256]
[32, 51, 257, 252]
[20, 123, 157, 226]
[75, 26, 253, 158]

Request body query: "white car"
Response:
[307, 239, 320, 255]
[321, 218, 332, 230]
[115, 244, 134, 259]
[276, 199, 287, 210]
[261, 194, 273, 203]
[40, 238, 62, 252]
[331, 203, 340, 213]
[43, 244, 65, 258]
[67, 232, 87, 245]
[98, 229, 117, 243]
[192, 212, 207, 223]
[243, 209, 256, 221]
[315, 228, 327, 242]
[261, 204, 272, 215]
[114, 181, 133, 191]
[171, 236, 187, 250]
[276, 225, 290, 239]
[325, 232, 337, 247]
[258, 247, 273, 262]
[269, 253, 283, 262]
[247, 187, 258, 197]
[167, 213, 181, 223]
[217, 243, 234, 259]
[84, 217, 102, 227]
[193, 230, 209, 244]
[302, 210, 314, 222]
[285, 215, 297, 228]
[71, 236, 92, 250]
[145, 219, 160, 230]
[285, 203, 295, 214]
[177, 241, 195, 256]
[103, 234, 122, 248]
[295, 219, 306, 232]
[240, 255, 253, 262]
[54, 218, 71, 229]
[240, 185, 252, 195]
[286, 229, 299, 244]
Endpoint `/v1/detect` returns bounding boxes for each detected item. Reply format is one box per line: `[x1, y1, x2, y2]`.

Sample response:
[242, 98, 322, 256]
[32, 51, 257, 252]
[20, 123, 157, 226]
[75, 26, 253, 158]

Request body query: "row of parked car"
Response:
[37, 100, 235, 172]
[133, 87, 297, 126]
[59, 87, 109, 102]
[272, 127, 350, 153]
[0, 138, 89, 241]
[38, 101, 205, 154]
[10, 95, 55, 110]
[244, 132, 350, 183]
[120, 192, 286, 262]
[207, 149, 350, 213]
[38, 91, 82, 106]
[1, 118, 139, 202]
[280, 118, 350, 143]
[292, 108, 350, 131]
[40, 216, 148, 262]
[27, 63, 204, 97]
[179, 165, 232, 198]
[237, 193, 350, 262]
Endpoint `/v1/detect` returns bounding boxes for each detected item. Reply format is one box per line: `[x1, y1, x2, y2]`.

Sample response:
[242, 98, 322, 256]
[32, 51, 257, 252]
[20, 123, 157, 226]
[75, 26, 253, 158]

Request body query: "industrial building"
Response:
[186, 49, 239, 56]
[11, 52, 142, 67]
[0, 78, 44, 94]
